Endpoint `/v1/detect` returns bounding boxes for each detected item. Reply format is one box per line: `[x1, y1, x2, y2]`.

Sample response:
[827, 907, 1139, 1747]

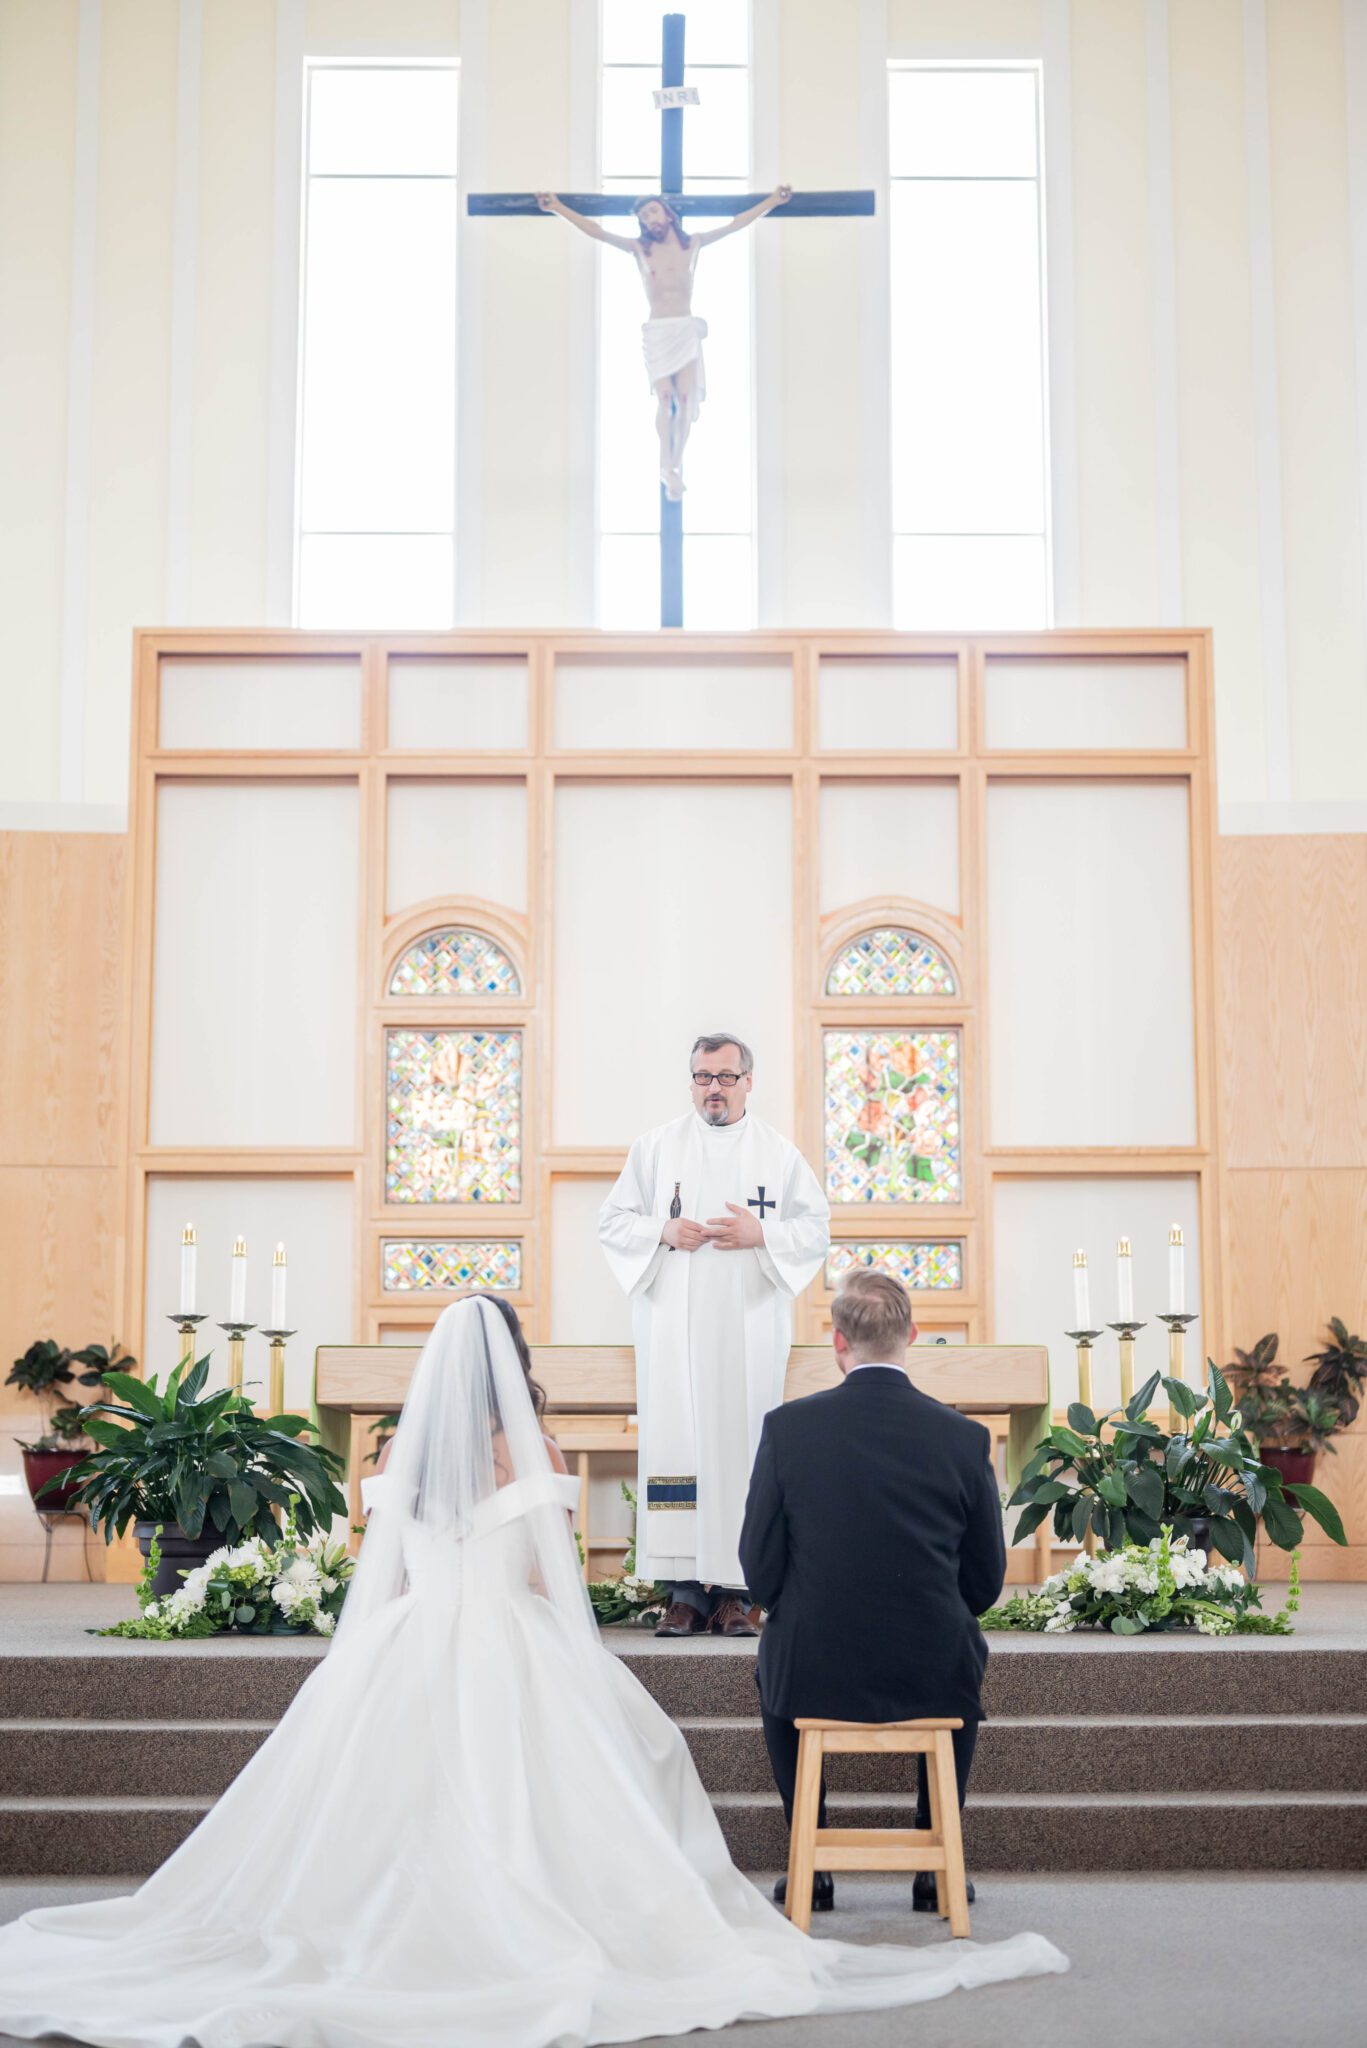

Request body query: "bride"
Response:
[0, 1295, 1066, 2047]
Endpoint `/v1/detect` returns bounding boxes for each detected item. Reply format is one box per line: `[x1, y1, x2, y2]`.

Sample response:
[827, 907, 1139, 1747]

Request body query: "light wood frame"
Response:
[122, 628, 1223, 1387]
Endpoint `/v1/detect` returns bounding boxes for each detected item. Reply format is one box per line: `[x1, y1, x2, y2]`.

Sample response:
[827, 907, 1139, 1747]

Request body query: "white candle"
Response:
[271, 1243, 287, 1330]
[1117, 1237, 1134, 1322]
[1168, 1224, 1185, 1313]
[1072, 1250, 1090, 1330]
[179, 1224, 197, 1314]
[230, 1236, 247, 1321]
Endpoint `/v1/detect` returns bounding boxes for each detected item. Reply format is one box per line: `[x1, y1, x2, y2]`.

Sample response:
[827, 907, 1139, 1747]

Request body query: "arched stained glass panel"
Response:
[825, 927, 956, 997]
[389, 928, 521, 997]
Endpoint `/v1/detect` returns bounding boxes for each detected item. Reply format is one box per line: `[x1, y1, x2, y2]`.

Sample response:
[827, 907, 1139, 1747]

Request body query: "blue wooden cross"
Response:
[467, 13, 874, 628]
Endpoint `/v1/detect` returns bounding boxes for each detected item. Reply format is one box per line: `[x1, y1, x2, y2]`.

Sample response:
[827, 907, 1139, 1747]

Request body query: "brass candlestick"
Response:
[1064, 1328, 1102, 1413]
[260, 1329, 296, 1415]
[1108, 1321, 1147, 1408]
[167, 1312, 207, 1371]
[1158, 1312, 1199, 1431]
[1064, 1329, 1103, 1557]
[217, 1321, 256, 1394]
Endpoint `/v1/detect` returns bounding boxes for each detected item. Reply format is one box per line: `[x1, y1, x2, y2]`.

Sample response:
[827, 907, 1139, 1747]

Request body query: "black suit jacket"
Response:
[739, 1367, 1006, 1725]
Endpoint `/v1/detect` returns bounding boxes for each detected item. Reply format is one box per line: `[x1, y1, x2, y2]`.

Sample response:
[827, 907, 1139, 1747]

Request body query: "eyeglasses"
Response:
[691, 1070, 744, 1088]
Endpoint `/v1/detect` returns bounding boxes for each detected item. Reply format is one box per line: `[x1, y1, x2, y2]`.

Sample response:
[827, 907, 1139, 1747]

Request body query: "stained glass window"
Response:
[388, 927, 521, 997]
[386, 1029, 522, 1203]
[826, 927, 956, 997]
[382, 1240, 522, 1291]
[824, 1029, 962, 1203]
[825, 1241, 963, 1290]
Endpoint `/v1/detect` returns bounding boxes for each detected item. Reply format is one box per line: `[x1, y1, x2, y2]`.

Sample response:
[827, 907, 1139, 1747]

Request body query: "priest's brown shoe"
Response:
[712, 1597, 759, 1637]
[655, 1602, 711, 1637]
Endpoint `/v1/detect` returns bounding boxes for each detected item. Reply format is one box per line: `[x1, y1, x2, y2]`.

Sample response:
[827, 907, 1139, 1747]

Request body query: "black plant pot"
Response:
[135, 1520, 227, 1598]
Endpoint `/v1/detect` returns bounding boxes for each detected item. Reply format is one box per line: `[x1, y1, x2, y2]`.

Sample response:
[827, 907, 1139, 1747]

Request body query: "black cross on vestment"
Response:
[748, 1186, 775, 1219]
[466, 12, 874, 628]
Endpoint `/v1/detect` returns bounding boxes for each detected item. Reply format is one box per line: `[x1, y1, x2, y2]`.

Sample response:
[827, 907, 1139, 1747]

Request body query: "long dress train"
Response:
[0, 1301, 1066, 2047]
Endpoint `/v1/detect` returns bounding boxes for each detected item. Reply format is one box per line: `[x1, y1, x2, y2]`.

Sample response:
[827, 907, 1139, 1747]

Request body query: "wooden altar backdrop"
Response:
[121, 627, 1222, 1384]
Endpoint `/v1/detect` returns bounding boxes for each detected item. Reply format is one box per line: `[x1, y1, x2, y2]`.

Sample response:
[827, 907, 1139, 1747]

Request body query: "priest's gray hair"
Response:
[690, 1032, 754, 1073]
[832, 1269, 914, 1359]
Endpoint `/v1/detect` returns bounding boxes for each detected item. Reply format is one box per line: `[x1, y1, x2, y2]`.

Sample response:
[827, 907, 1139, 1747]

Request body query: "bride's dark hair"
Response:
[469, 1292, 547, 1421]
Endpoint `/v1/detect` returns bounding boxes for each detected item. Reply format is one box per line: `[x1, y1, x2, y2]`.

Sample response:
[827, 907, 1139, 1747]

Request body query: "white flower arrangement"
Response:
[100, 1514, 354, 1641]
[982, 1528, 1300, 1637]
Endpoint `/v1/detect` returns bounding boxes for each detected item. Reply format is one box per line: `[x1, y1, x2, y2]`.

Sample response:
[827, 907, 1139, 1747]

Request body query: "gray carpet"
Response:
[1, 1872, 1363, 2048]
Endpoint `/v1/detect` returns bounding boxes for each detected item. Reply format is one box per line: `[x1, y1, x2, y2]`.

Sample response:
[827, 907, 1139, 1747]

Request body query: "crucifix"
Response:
[467, 11, 874, 628]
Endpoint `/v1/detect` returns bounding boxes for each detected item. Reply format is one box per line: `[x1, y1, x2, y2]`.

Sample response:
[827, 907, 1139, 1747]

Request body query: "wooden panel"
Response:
[1219, 835, 1367, 1168]
[1224, 1167, 1367, 1555]
[315, 1341, 1048, 1413]
[1224, 1169, 1367, 1361]
[0, 833, 124, 1166]
[0, 1166, 123, 1584]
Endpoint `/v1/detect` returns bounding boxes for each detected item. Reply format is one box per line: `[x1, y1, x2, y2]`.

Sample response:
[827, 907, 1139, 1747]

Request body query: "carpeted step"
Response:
[0, 1651, 322, 1723]
[678, 1713, 1367, 1796]
[0, 1796, 210, 1877]
[0, 1719, 273, 1797]
[614, 1641, 1367, 1721]
[710, 1789, 1367, 1875]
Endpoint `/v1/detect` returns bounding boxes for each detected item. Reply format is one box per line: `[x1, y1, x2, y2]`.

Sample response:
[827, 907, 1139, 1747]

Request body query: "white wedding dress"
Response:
[0, 1299, 1066, 2048]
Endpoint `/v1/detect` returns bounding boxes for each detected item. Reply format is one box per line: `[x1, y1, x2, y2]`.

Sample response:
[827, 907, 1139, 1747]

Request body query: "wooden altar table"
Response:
[313, 1343, 1053, 1581]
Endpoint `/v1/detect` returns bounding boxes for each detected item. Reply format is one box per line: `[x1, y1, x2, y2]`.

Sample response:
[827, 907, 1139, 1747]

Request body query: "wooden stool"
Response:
[785, 1717, 970, 1937]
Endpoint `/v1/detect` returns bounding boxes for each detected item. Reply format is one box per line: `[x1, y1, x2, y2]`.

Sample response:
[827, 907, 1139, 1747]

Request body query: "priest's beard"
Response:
[702, 1100, 730, 1125]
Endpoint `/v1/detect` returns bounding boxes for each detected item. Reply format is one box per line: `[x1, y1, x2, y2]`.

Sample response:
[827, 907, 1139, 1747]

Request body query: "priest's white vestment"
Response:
[600, 1111, 830, 1587]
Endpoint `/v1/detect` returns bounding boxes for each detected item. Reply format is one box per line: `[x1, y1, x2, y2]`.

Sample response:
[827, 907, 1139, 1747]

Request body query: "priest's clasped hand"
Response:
[704, 1201, 765, 1250]
[661, 1215, 709, 1250]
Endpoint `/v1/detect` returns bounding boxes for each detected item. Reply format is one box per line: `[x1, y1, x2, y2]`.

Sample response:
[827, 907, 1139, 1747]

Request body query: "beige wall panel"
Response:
[1267, 0, 1367, 801]
[304, 0, 460, 56]
[1219, 835, 1367, 1169]
[987, 781, 1197, 1147]
[149, 782, 359, 1147]
[778, 0, 868, 624]
[0, 0, 78, 803]
[818, 659, 958, 751]
[889, 0, 1042, 51]
[144, 1175, 355, 1407]
[385, 777, 528, 916]
[553, 781, 795, 1146]
[819, 780, 960, 917]
[477, 0, 575, 624]
[555, 658, 793, 752]
[993, 1174, 1202, 1412]
[160, 657, 362, 751]
[0, 832, 124, 1168]
[1169, 0, 1268, 804]
[550, 1179, 634, 1345]
[1071, 0, 1159, 624]
[84, 0, 177, 808]
[188, 0, 275, 624]
[387, 657, 529, 751]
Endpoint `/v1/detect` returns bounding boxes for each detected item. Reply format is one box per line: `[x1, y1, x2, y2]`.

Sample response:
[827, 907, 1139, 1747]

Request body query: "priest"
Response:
[599, 1034, 830, 1638]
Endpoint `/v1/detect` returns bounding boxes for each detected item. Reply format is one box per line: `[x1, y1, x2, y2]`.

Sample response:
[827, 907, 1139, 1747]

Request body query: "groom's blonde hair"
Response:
[831, 1270, 914, 1359]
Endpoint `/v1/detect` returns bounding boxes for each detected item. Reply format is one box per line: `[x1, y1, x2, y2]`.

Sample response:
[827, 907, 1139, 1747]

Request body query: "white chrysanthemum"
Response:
[272, 1581, 300, 1613]
[1044, 1611, 1076, 1633]
[315, 1611, 335, 1636]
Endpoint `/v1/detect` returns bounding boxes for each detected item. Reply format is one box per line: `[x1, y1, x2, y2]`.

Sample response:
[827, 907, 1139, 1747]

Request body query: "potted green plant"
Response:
[64, 1352, 347, 1596]
[1007, 1363, 1347, 1571]
[8, 1339, 129, 1512]
[1228, 1321, 1367, 1488]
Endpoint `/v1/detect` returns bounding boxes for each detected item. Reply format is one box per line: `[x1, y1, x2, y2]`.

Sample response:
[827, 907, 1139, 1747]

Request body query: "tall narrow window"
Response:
[296, 63, 458, 627]
[599, 1, 754, 628]
[888, 64, 1049, 628]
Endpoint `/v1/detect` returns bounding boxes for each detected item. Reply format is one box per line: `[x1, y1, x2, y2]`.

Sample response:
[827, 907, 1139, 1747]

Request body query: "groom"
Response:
[739, 1268, 1006, 1912]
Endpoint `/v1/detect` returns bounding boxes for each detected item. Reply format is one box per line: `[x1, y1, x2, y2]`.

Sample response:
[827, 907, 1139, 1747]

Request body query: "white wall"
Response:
[5, 0, 1367, 824]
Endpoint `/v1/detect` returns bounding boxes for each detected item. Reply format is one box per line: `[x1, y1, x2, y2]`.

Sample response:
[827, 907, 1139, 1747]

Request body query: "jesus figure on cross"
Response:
[536, 186, 791, 500]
